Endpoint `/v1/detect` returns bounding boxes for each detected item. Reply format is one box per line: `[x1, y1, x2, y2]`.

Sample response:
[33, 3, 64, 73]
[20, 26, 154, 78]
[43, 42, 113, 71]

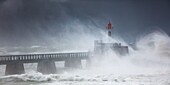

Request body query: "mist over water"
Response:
[89, 30, 170, 75]
[1, 28, 170, 85]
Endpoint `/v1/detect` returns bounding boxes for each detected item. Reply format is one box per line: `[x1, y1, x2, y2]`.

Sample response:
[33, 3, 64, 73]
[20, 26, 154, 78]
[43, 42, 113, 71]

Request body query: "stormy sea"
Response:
[0, 31, 170, 85]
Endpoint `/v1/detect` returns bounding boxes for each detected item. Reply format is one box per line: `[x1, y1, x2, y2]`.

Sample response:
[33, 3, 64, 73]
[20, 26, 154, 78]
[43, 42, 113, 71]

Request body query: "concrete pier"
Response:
[65, 58, 82, 68]
[5, 62, 25, 75]
[0, 52, 89, 75]
[37, 60, 57, 74]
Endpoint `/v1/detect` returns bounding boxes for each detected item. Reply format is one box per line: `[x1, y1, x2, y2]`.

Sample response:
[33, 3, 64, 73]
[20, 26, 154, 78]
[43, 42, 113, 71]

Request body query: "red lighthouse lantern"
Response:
[107, 21, 112, 30]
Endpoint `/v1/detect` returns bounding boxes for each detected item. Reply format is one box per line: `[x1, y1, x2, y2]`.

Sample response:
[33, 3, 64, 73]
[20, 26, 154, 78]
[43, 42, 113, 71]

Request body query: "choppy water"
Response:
[1, 31, 170, 85]
[0, 69, 170, 85]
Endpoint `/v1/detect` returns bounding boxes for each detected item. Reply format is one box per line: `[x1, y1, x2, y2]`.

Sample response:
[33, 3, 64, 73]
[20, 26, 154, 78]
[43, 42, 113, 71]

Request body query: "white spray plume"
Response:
[88, 30, 170, 75]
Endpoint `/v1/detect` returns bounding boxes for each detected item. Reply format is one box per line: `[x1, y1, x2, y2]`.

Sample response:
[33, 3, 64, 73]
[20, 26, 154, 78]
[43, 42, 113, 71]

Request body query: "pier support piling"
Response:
[86, 58, 91, 68]
[5, 62, 25, 75]
[65, 58, 82, 68]
[37, 60, 57, 74]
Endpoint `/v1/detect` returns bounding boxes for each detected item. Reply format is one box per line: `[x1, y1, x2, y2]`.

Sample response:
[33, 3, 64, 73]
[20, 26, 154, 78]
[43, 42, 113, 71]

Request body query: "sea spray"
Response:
[0, 31, 170, 85]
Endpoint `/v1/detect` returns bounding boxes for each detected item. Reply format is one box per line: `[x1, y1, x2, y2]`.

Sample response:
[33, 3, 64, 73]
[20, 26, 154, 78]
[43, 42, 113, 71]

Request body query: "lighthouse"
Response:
[93, 21, 129, 56]
[106, 21, 113, 37]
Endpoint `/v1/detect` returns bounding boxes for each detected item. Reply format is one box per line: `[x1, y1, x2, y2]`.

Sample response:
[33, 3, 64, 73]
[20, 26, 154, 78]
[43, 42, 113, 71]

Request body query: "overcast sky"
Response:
[0, 0, 170, 47]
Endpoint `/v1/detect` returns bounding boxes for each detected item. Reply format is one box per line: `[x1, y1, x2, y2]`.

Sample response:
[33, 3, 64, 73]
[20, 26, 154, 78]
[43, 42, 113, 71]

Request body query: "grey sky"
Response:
[0, 0, 169, 47]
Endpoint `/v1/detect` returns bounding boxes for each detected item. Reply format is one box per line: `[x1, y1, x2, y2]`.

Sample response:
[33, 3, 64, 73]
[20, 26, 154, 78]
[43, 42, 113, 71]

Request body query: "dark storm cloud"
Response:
[0, 0, 169, 47]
